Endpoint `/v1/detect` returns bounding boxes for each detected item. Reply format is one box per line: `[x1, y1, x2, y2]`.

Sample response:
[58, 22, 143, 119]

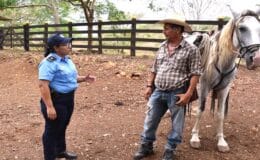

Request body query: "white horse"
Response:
[188, 9, 260, 152]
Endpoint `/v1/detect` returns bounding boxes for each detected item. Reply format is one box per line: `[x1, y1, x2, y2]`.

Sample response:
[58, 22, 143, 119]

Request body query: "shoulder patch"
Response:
[47, 56, 56, 62]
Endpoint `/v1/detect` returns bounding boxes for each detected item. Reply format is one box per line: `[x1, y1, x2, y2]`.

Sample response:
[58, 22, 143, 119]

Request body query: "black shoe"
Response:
[162, 149, 175, 160]
[133, 143, 154, 160]
[56, 151, 77, 160]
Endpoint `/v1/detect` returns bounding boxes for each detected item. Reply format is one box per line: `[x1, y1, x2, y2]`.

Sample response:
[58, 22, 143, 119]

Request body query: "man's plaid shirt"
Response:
[151, 39, 202, 91]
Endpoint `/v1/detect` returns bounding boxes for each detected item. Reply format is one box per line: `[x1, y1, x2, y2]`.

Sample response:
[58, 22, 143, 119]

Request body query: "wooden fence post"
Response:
[218, 18, 225, 30]
[130, 18, 136, 56]
[98, 20, 102, 54]
[23, 23, 29, 51]
[0, 28, 3, 50]
[68, 22, 73, 38]
[10, 26, 13, 48]
[44, 23, 48, 51]
[87, 23, 93, 51]
[0, 28, 4, 50]
[68, 22, 73, 49]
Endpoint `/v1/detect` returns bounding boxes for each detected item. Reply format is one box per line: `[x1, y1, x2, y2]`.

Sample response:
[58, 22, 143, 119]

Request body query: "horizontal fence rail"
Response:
[0, 19, 227, 56]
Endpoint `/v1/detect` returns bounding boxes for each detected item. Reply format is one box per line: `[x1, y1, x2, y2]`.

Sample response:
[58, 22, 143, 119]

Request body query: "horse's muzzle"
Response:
[253, 50, 260, 67]
[241, 45, 260, 69]
[239, 44, 260, 58]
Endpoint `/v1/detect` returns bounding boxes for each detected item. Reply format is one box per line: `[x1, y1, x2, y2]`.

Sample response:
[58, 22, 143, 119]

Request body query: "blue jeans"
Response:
[141, 87, 186, 151]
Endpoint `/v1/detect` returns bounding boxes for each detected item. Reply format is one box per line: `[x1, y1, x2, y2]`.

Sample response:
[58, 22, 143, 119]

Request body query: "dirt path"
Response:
[0, 50, 259, 160]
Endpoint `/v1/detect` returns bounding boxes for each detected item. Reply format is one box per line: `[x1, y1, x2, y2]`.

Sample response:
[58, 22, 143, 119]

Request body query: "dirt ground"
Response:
[0, 49, 259, 160]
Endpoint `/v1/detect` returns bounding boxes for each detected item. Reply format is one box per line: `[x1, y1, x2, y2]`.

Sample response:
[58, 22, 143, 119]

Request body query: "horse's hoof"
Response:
[190, 140, 201, 149]
[217, 145, 230, 152]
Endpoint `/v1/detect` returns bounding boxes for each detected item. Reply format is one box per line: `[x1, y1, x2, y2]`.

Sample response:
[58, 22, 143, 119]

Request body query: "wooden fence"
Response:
[0, 18, 227, 56]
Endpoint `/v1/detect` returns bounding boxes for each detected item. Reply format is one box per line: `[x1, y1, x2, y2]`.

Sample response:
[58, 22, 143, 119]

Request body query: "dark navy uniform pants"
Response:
[40, 90, 75, 160]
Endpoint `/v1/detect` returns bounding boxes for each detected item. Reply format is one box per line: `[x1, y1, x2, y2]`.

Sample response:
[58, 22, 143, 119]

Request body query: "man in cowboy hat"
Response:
[133, 17, 202, 160]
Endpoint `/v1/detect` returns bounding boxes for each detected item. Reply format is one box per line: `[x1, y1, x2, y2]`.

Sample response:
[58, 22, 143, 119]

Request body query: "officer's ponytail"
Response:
[44, 47, 51, 57]
[44, 46, 55, 57]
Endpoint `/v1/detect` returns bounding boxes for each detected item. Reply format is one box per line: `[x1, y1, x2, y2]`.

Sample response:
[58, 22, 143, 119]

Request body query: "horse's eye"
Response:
[238, 26, 247, 32]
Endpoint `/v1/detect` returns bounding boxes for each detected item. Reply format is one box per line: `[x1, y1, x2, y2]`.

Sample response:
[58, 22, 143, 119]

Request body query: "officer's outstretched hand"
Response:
[84, 74, 96, 83]
[47, 106, 57, 120]
[77, 75, 96, 83]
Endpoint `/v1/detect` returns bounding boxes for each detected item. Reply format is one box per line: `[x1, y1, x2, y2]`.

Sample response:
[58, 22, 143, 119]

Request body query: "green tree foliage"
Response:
[0, 0, 72, 26]
[1, 0, 129, 26]
[95, 0, 128, 21]
[64, 0, 129, 51]
[96, 1, 130, 53]
[0, 0, 17, 9]
[107, 2, 127, 21]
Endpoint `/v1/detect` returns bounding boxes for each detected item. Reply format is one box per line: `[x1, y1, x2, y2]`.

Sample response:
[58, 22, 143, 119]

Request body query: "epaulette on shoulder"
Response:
[47, 56, 56, 62]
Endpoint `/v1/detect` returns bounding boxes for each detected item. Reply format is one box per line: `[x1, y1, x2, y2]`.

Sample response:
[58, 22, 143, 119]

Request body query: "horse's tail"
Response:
[200, 33, 211, 69]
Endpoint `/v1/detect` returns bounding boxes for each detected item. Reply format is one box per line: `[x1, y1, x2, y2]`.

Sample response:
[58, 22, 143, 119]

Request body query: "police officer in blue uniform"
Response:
[38, 33, 95, 160]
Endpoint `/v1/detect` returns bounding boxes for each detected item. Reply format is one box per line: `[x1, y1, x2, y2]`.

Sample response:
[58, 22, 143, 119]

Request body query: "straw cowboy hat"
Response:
[158, 16, 192, 32]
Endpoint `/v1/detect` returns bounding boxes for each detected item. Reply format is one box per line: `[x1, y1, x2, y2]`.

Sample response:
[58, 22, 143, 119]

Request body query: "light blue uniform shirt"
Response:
[38, 53, 78, 93]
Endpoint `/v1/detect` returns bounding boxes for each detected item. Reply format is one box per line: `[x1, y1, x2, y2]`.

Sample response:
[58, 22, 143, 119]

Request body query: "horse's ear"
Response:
[227, 4, 240, 19]
[255, 5, 260, 15]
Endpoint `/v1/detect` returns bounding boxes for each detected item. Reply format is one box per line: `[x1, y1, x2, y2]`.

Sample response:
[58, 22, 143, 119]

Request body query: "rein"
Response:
[212, 47, 245, 90]
[213, 63, 236, 90]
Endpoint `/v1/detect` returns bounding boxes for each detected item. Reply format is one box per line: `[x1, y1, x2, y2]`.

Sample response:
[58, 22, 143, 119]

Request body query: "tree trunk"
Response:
[48, 0, 61, 30]
[81, 0, 95, 51]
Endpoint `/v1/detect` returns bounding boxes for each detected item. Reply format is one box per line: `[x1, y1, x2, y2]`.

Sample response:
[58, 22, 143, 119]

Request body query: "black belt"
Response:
[50, 89, 75, 97]
[158, 84, 186, 92]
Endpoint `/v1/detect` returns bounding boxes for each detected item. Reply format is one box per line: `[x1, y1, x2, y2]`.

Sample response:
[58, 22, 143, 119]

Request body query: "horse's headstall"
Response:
[239, 44, 260, 57]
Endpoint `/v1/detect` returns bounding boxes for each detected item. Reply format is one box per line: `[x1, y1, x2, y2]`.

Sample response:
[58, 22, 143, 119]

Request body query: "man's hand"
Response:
[144, 87, 153, 100]
[175, 93, 192, 106]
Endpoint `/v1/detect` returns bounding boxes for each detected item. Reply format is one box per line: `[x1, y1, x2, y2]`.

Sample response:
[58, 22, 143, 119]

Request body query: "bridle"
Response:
[233, 13, 260, 67]
[239, 44, 260, 58]
[213, 13, 260, 89]
[234, 12, 260, 56]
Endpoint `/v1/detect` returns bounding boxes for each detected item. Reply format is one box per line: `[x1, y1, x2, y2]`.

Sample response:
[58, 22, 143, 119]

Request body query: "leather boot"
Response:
[162, 149, 175, 160]
[133, 142, 153, 160]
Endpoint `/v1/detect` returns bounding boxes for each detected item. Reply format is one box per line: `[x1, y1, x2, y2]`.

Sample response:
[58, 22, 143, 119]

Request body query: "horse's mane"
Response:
[198, 33, 211, 69]
[204, 18, 236, 79]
